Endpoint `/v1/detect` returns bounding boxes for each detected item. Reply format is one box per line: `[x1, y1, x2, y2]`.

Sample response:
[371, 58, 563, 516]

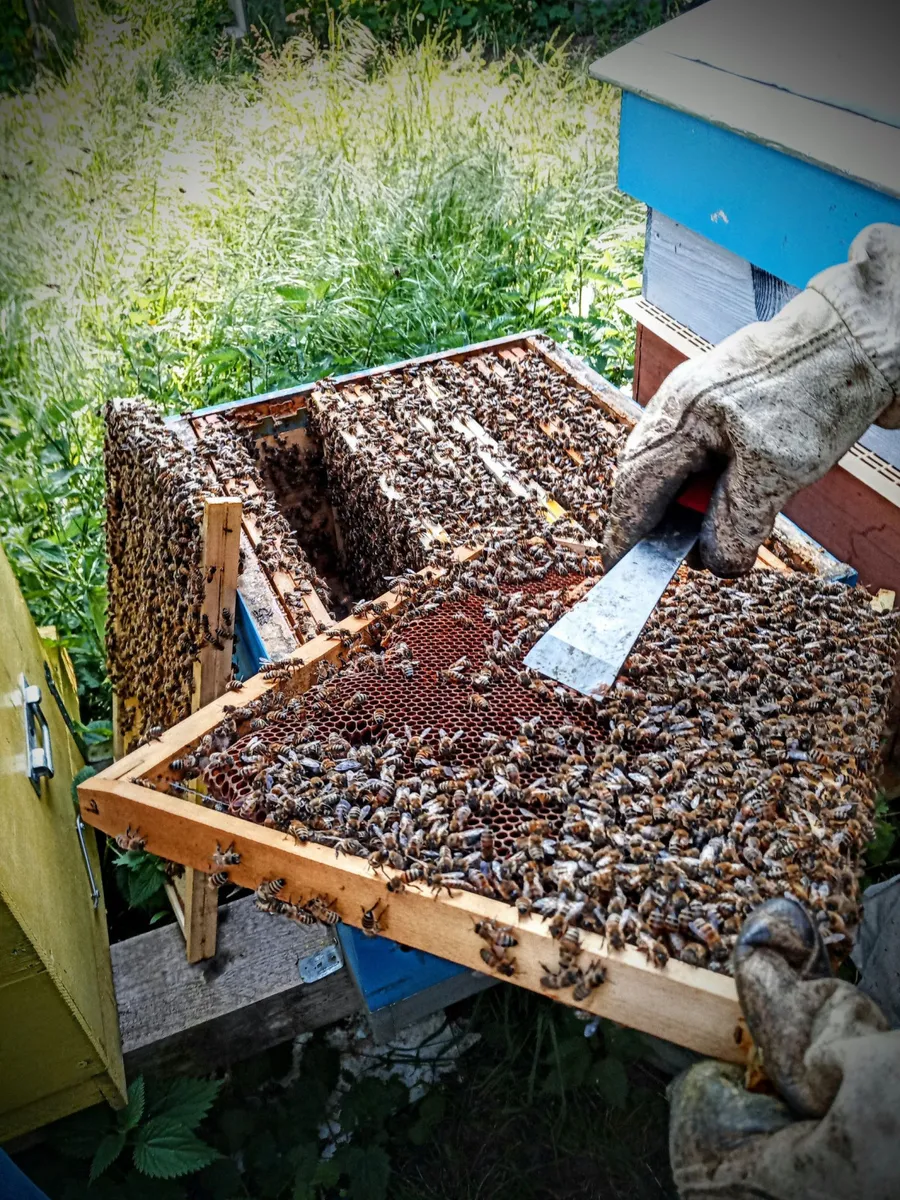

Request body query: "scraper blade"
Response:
[524, 477, 713, 697]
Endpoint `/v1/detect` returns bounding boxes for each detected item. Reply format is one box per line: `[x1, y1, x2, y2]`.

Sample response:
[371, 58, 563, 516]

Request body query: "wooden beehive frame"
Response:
[92, 333, 853, 1056]
[79, 579, 749, 1064]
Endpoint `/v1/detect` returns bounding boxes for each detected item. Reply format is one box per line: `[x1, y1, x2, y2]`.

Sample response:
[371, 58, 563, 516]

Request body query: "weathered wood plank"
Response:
[195, 497, 242, 709]
[179, 497, 243, 962]
[82, 778, 749, 1064]
[644, 209, 761, 344]
[111, 896, 360, 1074]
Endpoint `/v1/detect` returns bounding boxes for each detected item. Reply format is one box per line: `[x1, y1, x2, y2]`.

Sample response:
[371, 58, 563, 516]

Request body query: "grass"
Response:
[0, 4, 642, 722]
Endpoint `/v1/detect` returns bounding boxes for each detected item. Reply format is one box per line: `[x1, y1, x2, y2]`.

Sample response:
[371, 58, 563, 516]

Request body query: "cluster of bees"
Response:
[191, 422, 331, 642]
[113, 343, 897, 994]
[165, 534, 898, 988]
[105, 400, 221, 749]
[252, 877, 342, 925]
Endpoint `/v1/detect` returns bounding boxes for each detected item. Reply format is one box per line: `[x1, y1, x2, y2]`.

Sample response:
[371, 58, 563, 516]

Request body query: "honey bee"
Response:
[572, 960, 607, 1001]
[467, 693, 489, 711]
[361, 899, 388, 937]
[479, 946, 516, 976]
[212, 842, 241, 867]
[688, 917, 722, 952]
[540, 965, 582, 990]
[557, 926, 582, 964]
[255, 878, 287, 913]
[306, 895, 340, 925]
[387, 866, 424, 892]
[115, 826, 146, 852]
[606, 909, 624, 951]
[207, 870, 229, 888]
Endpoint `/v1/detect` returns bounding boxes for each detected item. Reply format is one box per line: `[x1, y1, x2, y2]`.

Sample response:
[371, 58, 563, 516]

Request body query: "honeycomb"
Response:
[207, 570, 584, 855]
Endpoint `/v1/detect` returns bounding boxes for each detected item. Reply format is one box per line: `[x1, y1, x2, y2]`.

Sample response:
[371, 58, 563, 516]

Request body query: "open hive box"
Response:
[88, 334, 898, 1060]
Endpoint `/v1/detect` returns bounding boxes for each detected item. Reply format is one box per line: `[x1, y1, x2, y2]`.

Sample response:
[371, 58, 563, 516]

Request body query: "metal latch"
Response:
[22, 674, 54, 793]
[298, 941, 343, 983]
[75, 814, 101, 910]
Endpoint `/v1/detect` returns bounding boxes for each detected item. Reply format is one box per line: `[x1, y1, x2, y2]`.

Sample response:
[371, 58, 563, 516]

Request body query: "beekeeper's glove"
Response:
[602, 223, 900, 576]
[668, 897, 900, 1200]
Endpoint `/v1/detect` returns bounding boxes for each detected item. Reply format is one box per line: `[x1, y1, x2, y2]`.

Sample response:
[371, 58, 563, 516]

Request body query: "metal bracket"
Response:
[298, 941, 343, 984]
[75, 815, 101, 910]
[21, 674, 54, 794]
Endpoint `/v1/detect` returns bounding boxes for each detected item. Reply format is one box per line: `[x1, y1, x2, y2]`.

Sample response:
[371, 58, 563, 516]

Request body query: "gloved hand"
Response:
[668, 897, 900, 1200]
[602, 223, 900, 576]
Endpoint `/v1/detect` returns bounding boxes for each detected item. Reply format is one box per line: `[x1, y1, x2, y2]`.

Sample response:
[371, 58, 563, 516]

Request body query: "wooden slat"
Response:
[187, 331, 541, 424]
[112, 895, 359, 1075]
[193, 416, 332, 633]
[194, 498, 242, 708]
[80, 777, 748, 1064]
[179, 497, 242, 962]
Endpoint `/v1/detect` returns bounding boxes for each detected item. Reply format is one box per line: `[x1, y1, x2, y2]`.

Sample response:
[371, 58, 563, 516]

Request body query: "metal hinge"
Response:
[22, 674, 54, 794]
[298, 941, 343, 984]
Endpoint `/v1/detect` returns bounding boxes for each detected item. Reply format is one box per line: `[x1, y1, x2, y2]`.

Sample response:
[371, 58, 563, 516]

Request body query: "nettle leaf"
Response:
[90, 1130, 126, 1181]
[120, 1076, 146, 1131]
[132, 1117, 219, 1179]
[344, 1145, 391, 1200]
[115, 850, 167, 908]
[407, 1088, 445, 1145]
[866, 817, 896, 867]
[154, 1077, 223, 1130]
[290, 1141, 321, 1200]
[339, 1075, 408, 1134]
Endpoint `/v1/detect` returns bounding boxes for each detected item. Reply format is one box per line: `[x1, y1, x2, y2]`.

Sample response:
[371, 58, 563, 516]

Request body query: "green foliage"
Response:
[299, 0, 678, 52]
[16, 991, 674, 1199]
[112, 846, 170, 915]
[45, 1074, 222, 1195]
[0, 0, 34, 93]
[864, 791, 899, 886]
[132, 1117, 220, 1178]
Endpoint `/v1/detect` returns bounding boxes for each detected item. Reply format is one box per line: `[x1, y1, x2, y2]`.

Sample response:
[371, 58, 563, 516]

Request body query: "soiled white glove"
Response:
[668, 898, 900, 1200]
[602, 224, 900, 576]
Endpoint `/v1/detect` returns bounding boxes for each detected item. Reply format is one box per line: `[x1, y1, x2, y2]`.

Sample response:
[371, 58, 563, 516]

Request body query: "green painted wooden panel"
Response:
[0, 901, 115, 1139]
[0, 542, 125, 1137]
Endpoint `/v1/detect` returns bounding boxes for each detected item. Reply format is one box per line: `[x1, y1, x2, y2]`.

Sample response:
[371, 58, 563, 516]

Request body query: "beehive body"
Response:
[96, 334, 897, 1042]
